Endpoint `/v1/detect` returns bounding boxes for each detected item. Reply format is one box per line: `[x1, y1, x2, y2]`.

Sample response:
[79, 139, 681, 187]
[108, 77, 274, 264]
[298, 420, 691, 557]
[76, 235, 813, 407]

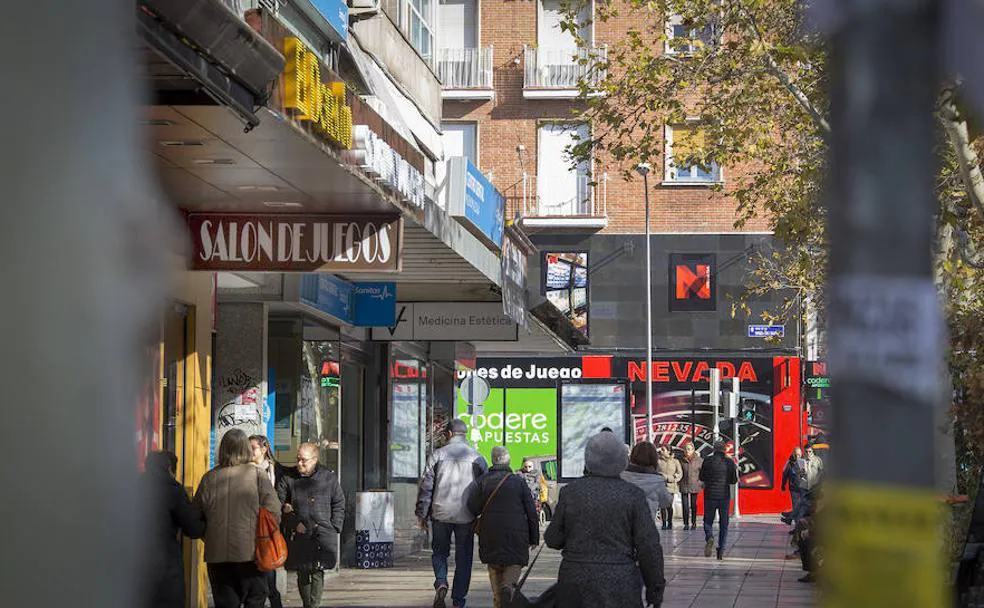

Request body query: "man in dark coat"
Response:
[277, 443, 346, 608]
[141, 451, 205, 608]
[699, 440, 739, 560]
[467, 447, 539, 608]
[545, 432, 665, 608]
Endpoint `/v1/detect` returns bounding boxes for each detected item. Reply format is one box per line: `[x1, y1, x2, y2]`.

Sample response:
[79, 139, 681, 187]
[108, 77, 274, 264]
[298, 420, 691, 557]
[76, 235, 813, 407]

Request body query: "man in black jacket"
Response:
[467, 446, 539, 608]
[699, 440, 738, 560]
[277, 443, 346, 608]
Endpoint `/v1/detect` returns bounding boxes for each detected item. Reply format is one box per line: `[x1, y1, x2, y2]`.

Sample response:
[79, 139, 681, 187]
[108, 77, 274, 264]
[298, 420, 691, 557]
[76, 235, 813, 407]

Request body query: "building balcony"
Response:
[523, 45, 607, 99]
[437, 47, 494, 100]
[518, 172, 608, 230]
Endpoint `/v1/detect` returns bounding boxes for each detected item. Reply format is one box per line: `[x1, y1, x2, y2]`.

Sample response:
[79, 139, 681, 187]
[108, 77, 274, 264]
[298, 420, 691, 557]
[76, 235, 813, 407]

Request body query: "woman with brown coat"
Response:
[195, 429, 282, 608]
[678, 444, 704, 530]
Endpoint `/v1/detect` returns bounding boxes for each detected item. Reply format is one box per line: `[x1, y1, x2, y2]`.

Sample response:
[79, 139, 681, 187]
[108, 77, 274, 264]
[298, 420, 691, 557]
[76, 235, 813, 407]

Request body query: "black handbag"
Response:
[502, 544, 558, 608]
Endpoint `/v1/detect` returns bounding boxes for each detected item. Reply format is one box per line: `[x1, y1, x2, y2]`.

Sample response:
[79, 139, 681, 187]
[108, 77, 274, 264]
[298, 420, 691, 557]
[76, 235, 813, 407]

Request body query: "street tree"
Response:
[562, 0, 984, 493]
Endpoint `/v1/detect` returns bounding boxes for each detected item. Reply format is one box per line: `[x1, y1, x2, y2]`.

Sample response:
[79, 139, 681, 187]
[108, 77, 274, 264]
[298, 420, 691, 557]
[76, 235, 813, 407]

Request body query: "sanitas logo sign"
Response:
[456, 363, 583, 381]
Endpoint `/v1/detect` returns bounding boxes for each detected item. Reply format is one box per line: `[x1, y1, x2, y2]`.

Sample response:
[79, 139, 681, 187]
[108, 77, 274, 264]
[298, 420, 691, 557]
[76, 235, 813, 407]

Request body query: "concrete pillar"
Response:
[214, 303, 268, 459]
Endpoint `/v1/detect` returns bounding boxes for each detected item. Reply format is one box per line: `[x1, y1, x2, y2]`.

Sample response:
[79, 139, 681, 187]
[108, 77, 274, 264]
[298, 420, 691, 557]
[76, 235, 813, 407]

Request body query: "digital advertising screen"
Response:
[544, 252, 589, 337]
[559, 383, 626, 478]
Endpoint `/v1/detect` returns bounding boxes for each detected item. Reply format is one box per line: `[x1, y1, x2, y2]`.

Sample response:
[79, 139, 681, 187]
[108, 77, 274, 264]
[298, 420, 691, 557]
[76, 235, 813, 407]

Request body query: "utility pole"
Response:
[821, 0, 946, 605]
[709, 368, 721, 443]
[636, 163, 654, 442]
[731, 377, 740, 519]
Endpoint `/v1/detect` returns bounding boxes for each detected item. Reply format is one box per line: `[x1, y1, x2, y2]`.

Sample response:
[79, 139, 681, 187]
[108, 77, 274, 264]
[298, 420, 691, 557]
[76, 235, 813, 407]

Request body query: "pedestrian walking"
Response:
[698, 440, 738, 560]
[249, 435, 286, 608]
[780, 447, 803, 525]
[467, 447, 540, 608]
[620, 441, 672, 518]
[141, 451, 205, 608]
[518, 457, 547, 516]
[788, 445, 824, 522]
[544, 431, 665, 608]
[655, 445, 682, 530]
[415, 419, 490, 608]
[194, 429, 282, 608]
[276, 442, 346, 608]
[678, 443, 703, 531]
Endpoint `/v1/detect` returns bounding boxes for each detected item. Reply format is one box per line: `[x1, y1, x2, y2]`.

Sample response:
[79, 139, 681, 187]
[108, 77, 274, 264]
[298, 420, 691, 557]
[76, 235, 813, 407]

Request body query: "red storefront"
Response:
[465, 355, 801, 515]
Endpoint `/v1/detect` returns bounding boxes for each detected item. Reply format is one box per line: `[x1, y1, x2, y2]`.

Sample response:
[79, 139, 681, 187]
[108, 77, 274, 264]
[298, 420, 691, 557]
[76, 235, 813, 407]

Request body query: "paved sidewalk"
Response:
[274, 516, 816, 607]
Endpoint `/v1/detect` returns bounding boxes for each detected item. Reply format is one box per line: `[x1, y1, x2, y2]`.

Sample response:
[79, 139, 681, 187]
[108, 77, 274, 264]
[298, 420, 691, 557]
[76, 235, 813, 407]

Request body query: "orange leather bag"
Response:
[254, 470, 288, 571]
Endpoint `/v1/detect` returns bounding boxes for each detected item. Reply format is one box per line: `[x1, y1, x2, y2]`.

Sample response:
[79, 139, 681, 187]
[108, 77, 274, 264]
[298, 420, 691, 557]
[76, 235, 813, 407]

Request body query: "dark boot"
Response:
[716, 548, 723, 560]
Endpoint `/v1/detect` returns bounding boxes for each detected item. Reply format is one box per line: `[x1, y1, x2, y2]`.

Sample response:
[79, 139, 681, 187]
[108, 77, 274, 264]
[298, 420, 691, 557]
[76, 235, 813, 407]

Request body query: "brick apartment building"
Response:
[434, 0, 799, 355]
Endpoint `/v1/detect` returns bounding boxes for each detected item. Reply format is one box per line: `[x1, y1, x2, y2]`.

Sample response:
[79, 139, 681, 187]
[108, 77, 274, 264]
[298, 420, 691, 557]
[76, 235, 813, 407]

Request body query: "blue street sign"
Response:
[352, 282, 397, 327]
[748, 324, 785, 338]
[300, 274, 353, 322]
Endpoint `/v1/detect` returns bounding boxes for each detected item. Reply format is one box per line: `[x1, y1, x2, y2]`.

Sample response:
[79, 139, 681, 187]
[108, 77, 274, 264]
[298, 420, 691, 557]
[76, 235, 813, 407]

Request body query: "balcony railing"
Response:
[523, 45, 607, 91]
[436, 47, 494, 90]
[520, 172, 608, 226]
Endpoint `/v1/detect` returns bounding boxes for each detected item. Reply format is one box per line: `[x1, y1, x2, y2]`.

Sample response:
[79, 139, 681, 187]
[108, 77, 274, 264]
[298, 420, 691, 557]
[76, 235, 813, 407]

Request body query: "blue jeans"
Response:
[431, 521, 474, 606]
[703, 498, 730, 550]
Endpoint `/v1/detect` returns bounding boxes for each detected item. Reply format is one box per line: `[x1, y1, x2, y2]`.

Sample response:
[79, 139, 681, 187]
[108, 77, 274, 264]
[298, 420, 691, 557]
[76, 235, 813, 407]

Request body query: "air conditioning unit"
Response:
[349, 0, 380, 16]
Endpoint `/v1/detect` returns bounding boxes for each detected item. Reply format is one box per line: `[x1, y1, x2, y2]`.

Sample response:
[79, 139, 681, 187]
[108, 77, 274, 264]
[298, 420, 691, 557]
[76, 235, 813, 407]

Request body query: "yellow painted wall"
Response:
[168, 266, 214, 608]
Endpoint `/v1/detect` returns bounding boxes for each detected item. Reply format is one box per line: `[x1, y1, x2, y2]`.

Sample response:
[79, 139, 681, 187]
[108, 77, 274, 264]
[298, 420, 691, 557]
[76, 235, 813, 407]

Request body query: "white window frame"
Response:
[441, 120, 480, 166]
[664, 123, 722, 185]
[536, 121, 593, 214]
[664, 13, 717, 56]
[399, 0, 438, 63]
[537, 0, 595, 47]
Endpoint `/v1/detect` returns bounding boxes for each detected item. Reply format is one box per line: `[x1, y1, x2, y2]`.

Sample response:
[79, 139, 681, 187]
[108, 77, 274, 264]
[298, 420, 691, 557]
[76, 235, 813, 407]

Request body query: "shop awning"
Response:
[346, 33, 444, 159]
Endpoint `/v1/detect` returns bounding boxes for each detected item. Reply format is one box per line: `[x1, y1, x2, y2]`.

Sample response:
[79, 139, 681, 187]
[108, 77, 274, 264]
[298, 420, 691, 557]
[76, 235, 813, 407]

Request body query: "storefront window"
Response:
[389, 354, 428, 480]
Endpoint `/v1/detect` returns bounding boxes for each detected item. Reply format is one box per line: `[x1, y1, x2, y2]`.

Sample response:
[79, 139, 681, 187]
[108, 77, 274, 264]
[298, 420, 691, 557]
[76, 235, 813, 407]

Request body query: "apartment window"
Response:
[538, 0, 590, 47]
[665, 124, 720, 183]
[665, 14, 717, 55]
[537, 123, 591, 215]
[442, 122, 478, 165]
[397, 0, 436, 61]
[439, 0, 477, 49]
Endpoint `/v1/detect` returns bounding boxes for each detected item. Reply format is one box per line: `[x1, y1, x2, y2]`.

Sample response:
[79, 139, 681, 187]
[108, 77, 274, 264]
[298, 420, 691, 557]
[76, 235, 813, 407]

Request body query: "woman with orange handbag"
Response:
[195, 429, 282, 608]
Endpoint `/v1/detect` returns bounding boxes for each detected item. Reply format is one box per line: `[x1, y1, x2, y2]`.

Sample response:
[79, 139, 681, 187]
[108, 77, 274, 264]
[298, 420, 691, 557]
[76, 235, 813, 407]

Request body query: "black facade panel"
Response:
[529, 233, 799, 353]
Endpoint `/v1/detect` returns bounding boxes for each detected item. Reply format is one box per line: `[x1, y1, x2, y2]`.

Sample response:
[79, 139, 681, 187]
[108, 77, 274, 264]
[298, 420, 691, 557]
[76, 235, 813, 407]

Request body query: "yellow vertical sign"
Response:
[282, 37, 352, 149]
[823, 484, 946, 608]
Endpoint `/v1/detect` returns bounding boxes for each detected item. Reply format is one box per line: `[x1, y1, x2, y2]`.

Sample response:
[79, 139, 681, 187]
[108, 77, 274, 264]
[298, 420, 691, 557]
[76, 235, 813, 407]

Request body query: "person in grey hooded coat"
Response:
[545, 432, 665, 608]
[620, 441, 672, 518]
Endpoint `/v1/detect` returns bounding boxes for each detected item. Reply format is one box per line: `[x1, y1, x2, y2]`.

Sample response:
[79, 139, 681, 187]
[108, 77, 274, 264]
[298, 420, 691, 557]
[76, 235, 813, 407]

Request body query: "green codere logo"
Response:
[459, 411, 551, 444]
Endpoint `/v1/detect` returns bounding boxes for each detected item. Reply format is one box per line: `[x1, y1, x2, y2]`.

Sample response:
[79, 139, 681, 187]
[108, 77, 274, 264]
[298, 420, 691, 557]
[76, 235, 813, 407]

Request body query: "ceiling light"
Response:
[141, 119, 175, 126]
[237, 185, 281, 192]
[160, 140, 204, 147]
[192, 158, 236, 165]
[262, 201, 303, 208]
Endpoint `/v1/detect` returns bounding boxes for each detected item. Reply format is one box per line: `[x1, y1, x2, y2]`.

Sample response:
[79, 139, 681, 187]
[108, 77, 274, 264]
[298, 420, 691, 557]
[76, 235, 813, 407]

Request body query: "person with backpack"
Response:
[276, 442, 346, 608]
[194, 429, 281, 608]
[416, 419, 490, 608]
[699, 440, 739, 560]
[467, 447, 540, 608]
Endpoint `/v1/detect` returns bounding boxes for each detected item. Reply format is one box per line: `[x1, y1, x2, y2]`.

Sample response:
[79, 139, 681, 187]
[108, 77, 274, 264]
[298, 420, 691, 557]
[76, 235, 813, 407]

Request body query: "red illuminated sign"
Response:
[626, 360, 759, 383]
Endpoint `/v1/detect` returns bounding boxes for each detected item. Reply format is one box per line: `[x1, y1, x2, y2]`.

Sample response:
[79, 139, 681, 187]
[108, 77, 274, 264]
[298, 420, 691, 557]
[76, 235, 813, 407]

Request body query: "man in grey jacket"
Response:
[416, 419, 489, 608]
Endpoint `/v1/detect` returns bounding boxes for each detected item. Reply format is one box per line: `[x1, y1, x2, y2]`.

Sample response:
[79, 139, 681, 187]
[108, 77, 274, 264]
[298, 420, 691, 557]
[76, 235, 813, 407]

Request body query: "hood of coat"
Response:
[584, 432, 629, 477]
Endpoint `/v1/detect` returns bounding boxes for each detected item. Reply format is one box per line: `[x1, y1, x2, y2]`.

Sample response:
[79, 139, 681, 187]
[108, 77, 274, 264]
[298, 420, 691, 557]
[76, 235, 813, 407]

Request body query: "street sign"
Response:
[748, 324, 785, 338]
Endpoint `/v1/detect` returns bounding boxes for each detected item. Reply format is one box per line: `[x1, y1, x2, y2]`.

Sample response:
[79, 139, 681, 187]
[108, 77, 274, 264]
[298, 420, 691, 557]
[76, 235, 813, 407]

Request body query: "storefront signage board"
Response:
[283, 37, 352, 149]
[300, 274, 396, 326]
[446, 157, 505, 250]
[370, 302, 518, 341]
[188, 213, 403, 272]
[501, 234, 529, 328]
[310, 0, 349, 43]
